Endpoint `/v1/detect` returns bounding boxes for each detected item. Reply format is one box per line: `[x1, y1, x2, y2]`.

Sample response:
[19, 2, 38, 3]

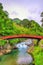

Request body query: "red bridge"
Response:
[0, 34, 43, 40]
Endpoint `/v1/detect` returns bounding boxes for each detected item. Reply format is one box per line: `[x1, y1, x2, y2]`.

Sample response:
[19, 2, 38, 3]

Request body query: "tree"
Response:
[4, 11, 9, 17]
[0, 3, 3, 10]
[41, 12, 43, 27]
[19, 19, 31, 28]
[41, 12, 43, 17]
[41, 18, 43, 26]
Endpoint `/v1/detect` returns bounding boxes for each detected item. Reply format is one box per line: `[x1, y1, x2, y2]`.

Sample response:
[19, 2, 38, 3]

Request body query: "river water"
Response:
[0, 39, 33, 65]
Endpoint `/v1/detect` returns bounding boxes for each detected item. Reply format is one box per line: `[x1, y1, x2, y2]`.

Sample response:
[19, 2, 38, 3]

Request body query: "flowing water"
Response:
[0, 39, 33, 65]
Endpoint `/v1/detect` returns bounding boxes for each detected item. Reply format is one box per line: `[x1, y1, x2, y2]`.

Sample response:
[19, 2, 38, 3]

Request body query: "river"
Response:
[0, 39, 33, 65]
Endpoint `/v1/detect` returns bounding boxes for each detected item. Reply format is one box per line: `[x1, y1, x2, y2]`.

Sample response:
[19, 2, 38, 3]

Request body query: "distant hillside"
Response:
[13, 18, 43, 36]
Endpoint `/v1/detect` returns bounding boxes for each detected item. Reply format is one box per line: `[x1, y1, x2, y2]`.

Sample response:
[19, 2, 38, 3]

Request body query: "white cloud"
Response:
[0, 0, 42, 25]
[8, 5, 41, 25]
[9, 6, 28, 19]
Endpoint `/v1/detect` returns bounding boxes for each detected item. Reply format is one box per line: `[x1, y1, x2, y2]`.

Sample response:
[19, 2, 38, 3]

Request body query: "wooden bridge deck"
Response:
[0, 34, 43, 40]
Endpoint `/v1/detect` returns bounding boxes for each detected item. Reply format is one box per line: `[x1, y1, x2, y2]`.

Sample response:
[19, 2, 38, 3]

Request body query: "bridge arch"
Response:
[0, 34, 43, 40]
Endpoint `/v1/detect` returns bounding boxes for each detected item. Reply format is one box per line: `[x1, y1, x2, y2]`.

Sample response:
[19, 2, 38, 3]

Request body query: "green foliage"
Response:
[9, 38, 26, 45]
[0, 40, 6, 46]
[33, 39, 38, 45]
[32, 46, 43, 65]
[13, 18, 21, 24]
[32, 39, 43, 65]
[9, 39, 19, 45]
[39, 39, 43, 44]
[0, 3, 3, 10]
[14, 19, 43, 36]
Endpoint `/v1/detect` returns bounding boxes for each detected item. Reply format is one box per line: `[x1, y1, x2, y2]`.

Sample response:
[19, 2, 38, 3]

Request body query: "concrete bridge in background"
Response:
[0, 34, 43, 40]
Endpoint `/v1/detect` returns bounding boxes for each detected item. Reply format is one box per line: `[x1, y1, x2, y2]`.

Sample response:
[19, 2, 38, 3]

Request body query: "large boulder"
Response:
[4, 43, 12, 50]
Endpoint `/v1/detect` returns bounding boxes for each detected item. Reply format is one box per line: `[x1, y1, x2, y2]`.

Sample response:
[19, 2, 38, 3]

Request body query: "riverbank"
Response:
[0, 39, 31, 56]
[27, 39, 43, 65]
[0, 43, 18, 56]
[0, 38, 27, 56]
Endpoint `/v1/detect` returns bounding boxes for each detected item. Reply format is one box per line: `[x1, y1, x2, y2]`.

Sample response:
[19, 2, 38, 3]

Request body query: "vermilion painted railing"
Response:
[0, 34, 43, 40]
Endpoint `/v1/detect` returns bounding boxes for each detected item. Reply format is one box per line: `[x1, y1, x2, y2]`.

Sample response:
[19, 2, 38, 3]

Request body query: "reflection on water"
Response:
[0, 50, 18, 65]
[0, 41, 33, 65]
[17, 48, 33, 65]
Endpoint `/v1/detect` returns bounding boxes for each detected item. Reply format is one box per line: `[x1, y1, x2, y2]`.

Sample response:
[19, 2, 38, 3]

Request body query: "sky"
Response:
[0, 0, 43, 25]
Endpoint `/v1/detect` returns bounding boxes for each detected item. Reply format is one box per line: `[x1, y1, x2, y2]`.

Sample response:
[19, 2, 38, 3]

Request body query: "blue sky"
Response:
[0, 0, 43, 25]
